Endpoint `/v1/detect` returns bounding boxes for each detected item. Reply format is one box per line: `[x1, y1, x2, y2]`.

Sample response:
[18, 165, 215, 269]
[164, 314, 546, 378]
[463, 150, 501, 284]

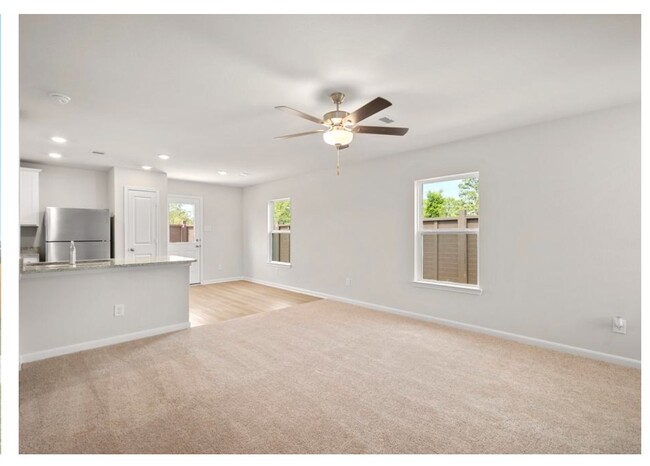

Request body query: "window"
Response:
[269, 198, 291, 265]
[168, 201, 195, 243]
[415, 173, 480, 292]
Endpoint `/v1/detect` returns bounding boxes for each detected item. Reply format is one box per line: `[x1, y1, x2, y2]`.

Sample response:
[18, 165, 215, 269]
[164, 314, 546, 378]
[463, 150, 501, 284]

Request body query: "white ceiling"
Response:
[20, 14, 640, 187]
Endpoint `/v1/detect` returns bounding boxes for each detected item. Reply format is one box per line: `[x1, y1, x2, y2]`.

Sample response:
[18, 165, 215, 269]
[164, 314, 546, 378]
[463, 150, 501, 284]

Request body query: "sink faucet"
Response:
[70, 241, 77, 265]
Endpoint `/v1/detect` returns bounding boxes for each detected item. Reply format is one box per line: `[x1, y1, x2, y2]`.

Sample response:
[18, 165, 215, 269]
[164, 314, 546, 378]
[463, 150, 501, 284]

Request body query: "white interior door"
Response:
[126, 188, 159, 260]
[168, 195, 202, 284]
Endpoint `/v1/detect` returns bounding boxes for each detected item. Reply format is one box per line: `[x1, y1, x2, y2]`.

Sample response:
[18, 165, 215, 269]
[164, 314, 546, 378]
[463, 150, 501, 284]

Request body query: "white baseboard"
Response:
[245, 277, 641, 369]
[245, 277, 333, 300]
[20, 322, 191, 365]
[199, 276, 245, 285]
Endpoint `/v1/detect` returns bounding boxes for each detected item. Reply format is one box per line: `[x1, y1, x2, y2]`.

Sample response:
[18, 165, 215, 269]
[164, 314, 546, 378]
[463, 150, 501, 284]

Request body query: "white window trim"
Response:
[412, 280, 482, 294]
[268, 197, 291, 266]
[267, 260, 292, 268]
[414, 172, 481, 294]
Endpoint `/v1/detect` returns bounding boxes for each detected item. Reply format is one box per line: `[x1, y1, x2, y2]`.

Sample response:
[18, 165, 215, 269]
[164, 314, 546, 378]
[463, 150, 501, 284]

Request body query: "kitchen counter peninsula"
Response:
[21, 255, 195, 275]
[20, 255, 195, 364]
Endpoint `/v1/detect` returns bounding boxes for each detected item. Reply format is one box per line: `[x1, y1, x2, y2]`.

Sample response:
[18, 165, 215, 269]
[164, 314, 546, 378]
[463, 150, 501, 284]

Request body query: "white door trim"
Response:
[168, 194, 204, 284]
[124, 185, 160, 259]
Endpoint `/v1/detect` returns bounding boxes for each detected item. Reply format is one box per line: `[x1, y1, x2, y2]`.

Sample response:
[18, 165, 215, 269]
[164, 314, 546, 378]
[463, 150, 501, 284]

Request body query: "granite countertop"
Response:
[21, 255, 196, 275]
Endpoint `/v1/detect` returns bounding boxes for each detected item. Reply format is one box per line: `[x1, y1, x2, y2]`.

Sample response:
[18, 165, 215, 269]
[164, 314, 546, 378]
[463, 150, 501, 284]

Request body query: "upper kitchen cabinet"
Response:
[20, 167, 42, 226]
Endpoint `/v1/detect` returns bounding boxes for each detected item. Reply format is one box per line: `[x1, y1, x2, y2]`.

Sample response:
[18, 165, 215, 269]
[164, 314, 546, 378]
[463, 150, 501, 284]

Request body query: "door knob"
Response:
[129, 248, 135, 252]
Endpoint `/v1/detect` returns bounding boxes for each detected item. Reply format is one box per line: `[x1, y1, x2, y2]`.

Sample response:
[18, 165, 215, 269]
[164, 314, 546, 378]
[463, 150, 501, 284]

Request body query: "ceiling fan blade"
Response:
[352, 126, 409, 136]
[274, 130, 326, 139]
[346, 97, 392, 125]
[275, 106, 325, 125]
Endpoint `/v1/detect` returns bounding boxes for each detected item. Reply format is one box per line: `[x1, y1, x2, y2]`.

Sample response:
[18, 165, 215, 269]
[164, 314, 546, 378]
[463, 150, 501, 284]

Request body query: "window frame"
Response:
[268, 197, 292, 267]
[414, 172, 481, 294]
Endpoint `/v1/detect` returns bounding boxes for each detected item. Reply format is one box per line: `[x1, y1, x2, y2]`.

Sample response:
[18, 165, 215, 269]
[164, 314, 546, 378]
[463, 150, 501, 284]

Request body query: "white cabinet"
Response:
[20, 167, 41, 226]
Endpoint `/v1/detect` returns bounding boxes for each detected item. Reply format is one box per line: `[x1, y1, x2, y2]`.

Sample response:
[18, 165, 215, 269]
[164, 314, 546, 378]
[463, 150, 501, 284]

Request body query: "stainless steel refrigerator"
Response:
[44, 207, 111, 262]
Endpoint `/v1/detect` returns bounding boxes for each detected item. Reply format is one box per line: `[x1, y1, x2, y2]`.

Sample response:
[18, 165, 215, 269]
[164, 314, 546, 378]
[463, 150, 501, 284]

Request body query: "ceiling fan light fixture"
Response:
[323, 128, 353, 146]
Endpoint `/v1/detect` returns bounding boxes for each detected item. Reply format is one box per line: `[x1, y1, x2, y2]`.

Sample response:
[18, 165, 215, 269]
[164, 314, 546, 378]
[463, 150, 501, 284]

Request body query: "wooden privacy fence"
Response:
[169, 224, 195, 243]
[271, 224, 291, 263]
[422, 210, 478, 285]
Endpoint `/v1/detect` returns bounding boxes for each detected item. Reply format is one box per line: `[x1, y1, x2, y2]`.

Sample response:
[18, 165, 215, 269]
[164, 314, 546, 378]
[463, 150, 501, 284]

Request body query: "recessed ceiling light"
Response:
[51, 136, 67, 143]
[239, 172, 250, 177]
[217, 171, 228, 176]
[157, 154, 170, 160]
[48, 152, 62, 159]
[142, 165, 152, 170]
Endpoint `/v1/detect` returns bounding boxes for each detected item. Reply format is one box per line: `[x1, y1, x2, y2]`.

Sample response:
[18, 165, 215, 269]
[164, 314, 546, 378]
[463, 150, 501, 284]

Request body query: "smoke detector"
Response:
[49, 92, 71, 104]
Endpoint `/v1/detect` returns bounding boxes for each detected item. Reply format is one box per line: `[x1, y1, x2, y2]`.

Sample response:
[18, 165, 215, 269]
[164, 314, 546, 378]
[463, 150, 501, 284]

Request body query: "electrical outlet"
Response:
[114, 304, 125, 317]
[218, 264, 223, 271]
[612, 316, 626, 334]
[345, 277, 351, 286]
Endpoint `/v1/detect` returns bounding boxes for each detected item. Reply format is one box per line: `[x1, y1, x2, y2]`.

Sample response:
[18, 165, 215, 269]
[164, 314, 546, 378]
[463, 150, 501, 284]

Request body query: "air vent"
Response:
[379, 116, 395, 124]
[90, 151, 105, 156]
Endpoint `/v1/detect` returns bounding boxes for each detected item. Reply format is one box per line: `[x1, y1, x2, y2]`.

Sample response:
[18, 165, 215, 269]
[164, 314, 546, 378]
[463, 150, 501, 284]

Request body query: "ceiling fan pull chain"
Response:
[336, 146, 341, 176]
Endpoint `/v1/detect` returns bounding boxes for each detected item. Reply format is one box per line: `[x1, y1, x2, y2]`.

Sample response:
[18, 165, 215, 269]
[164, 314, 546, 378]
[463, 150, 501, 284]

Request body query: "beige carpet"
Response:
[20, 300, 640, 454]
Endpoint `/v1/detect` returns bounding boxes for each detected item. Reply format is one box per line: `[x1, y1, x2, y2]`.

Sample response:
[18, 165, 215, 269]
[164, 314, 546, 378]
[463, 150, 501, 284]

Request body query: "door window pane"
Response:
[169, 202, 195, 243]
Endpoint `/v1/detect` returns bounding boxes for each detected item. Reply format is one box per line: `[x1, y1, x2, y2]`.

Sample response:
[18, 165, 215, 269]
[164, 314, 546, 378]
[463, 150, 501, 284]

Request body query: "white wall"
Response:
[110, 167, 168, 259]
[243, 103, 641, 361]
[168, 179, 243, 281]
[20, 163, 110, 248]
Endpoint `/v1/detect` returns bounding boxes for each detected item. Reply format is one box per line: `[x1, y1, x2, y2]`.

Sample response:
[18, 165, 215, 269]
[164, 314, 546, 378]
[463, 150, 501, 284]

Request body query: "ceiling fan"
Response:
[274, 92, 409, 151]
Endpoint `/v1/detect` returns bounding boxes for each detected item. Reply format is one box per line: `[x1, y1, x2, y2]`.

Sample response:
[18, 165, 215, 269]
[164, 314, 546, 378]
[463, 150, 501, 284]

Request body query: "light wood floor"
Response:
[189, 280, 321, 326]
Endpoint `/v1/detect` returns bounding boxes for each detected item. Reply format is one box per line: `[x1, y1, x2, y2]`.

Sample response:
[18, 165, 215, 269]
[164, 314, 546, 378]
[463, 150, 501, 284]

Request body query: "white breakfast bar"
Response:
[20, 255, 195, 364]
